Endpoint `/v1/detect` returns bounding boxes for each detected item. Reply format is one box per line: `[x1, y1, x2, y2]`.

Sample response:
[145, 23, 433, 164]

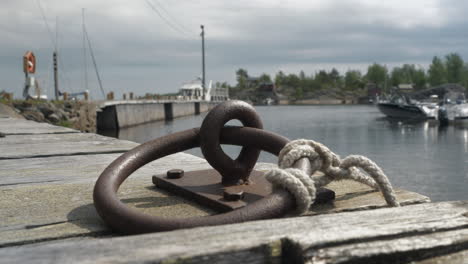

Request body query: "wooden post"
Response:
[123, 93, 127, 100]
[63, 92, 68, 100]
[84, 91, 89, 101]
[129, 92, 133, 100]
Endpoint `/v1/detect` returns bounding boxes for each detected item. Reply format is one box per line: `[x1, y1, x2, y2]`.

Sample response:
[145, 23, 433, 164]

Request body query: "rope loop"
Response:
[266, 139, 400, 214]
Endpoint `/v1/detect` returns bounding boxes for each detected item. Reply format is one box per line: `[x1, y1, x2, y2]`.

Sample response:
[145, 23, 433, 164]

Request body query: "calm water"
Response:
[105, 105, 468, 202]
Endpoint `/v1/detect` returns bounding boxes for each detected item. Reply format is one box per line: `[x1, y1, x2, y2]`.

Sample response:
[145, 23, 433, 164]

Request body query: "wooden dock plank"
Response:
[302, 229, 468, 264]
[0, 177, 212, 247]
[0, 116, 442, 263]
[0, 118, 78, 135]
[0, 133, 138, 159]
[415, 249, 468, 264]
[0, 152, 209, 186]
[0, 170, 429, 247]
[1, 201, 466, 264]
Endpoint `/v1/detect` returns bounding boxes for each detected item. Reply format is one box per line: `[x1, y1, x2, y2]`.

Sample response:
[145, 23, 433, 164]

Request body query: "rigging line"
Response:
[145, 0, 193, 39]
[150, 0, 195, 35]
[35, 0, 56, 49]
[83, 25, 105, 98]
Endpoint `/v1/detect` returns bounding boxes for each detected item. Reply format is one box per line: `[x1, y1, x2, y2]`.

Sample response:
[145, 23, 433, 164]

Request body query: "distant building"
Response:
[366, 83, 381, 98]
[397, 84, 414, 92]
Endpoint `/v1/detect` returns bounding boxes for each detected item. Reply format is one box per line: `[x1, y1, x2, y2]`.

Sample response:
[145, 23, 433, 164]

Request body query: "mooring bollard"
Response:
[93, 100, 338, 234]
[93, 100, 399, 235]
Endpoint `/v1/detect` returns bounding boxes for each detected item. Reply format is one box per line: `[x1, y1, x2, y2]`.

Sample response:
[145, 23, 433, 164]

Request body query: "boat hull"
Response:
[377, 103, 429, 119]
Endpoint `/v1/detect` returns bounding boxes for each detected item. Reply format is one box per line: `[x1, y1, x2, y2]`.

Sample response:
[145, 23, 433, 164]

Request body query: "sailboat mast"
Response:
[201, 25, 205, 99]
[82, 8, 88, 93]
[53, 16, 59, 100]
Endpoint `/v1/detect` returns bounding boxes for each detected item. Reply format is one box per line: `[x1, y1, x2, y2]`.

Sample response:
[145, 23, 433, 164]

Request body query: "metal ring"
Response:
[93, 126, 294, 234]
[200, 100, 263, 185]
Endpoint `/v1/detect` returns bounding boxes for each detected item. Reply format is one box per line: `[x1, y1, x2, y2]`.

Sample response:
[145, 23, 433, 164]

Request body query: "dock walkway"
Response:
[0, 116, 467, 263]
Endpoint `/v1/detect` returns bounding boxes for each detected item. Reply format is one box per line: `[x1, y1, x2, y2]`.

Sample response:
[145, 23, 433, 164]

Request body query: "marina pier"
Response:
[96, 100, 217, 130]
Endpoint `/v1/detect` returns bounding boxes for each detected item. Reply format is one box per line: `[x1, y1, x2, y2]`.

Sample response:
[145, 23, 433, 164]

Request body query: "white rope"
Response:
[265, 139, 400, 215]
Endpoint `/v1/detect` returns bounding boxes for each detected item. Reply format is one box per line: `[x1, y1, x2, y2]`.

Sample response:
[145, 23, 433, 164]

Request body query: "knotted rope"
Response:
[265, 139, 400, 214]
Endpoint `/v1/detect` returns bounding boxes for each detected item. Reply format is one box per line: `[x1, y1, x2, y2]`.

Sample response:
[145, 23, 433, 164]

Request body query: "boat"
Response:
[178, 77, 229, 102]
[437, 91, 468, 125]
[377, 91, 437, 120]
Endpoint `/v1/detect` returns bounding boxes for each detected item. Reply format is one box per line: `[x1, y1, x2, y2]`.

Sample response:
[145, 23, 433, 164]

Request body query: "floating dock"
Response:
[1, 115, 468, 263]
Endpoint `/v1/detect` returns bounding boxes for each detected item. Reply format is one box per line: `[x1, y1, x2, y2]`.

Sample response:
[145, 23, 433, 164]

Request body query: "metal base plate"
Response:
[153, 169, 335, 213]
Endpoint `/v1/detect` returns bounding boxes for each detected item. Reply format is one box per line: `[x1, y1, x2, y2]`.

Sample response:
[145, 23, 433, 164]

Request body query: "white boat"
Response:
[438, 91, 468, 125]
[178, 77, 229, 102]
[377, 91, 438, 120]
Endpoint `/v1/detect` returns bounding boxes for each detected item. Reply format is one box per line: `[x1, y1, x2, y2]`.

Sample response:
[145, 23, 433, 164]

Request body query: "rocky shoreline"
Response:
[0, 100, 97, 133]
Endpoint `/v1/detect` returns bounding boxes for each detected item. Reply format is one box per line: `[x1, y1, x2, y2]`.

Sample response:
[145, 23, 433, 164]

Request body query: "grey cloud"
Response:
[2, 0, 468, 99]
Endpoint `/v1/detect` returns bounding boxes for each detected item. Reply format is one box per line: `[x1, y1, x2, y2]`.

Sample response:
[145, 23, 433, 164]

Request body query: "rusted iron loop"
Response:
[200, 100, 263, 185]
[93, 126, 297, 234]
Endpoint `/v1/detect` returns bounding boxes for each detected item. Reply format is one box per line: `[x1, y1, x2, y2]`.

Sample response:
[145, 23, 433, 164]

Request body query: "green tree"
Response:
[285, 74, 301, 88]
[366, 63, 388, 89]
[390, 67, 405, 87]
[275, 71, 286, 87]
[236, 68, 249, 89]
[413, 67, 427, 90]
[401, 64, 417, 83]
[258, 73, 272, 83]
[428, 56, 447, 86]
[344, 70, 362, 90]
[315, 70, 330, 89]
[445, 53, 464, 83]
[329, 68, 341, 85]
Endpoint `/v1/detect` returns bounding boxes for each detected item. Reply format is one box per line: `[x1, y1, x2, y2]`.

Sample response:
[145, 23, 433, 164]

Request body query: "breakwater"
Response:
[97, 100, 216, 130]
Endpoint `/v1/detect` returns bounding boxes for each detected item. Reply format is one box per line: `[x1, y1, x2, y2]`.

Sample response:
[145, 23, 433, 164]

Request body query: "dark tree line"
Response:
[228, 53, 468, 99]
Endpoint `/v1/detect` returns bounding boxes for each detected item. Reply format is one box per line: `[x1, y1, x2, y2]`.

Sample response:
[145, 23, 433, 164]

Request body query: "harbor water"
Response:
[105, 105, 468, 202]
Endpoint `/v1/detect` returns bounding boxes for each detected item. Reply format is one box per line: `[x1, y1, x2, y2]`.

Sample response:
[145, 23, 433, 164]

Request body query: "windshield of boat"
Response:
[443, 92, 466, 104]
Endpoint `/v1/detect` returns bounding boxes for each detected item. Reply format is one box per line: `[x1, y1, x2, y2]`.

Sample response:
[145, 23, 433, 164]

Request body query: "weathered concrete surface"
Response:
[116, 103, 165, 127]
[0, 117, 77, 135]
[97, 101, 218, 129]
[1, 201, 467, 264]
[172, 102, 196, 118]
[0, 133, 138, 159]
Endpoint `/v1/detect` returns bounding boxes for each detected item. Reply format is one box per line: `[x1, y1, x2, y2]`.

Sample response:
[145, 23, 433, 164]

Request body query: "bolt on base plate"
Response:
[153, 169, 335, 213]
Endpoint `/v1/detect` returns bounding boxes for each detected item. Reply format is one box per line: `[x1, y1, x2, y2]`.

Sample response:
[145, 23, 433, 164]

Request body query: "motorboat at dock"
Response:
[377, 91, 438, 120]
[438, 91, 468, 125]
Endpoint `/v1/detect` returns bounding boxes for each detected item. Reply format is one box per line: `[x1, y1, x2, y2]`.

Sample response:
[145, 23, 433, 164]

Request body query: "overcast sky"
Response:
[2, 0, 468, 99]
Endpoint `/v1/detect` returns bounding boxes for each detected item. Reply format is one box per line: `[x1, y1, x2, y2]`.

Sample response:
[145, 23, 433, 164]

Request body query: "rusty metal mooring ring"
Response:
[200, 101, 263, 185]
[93, 126, 296, 234]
